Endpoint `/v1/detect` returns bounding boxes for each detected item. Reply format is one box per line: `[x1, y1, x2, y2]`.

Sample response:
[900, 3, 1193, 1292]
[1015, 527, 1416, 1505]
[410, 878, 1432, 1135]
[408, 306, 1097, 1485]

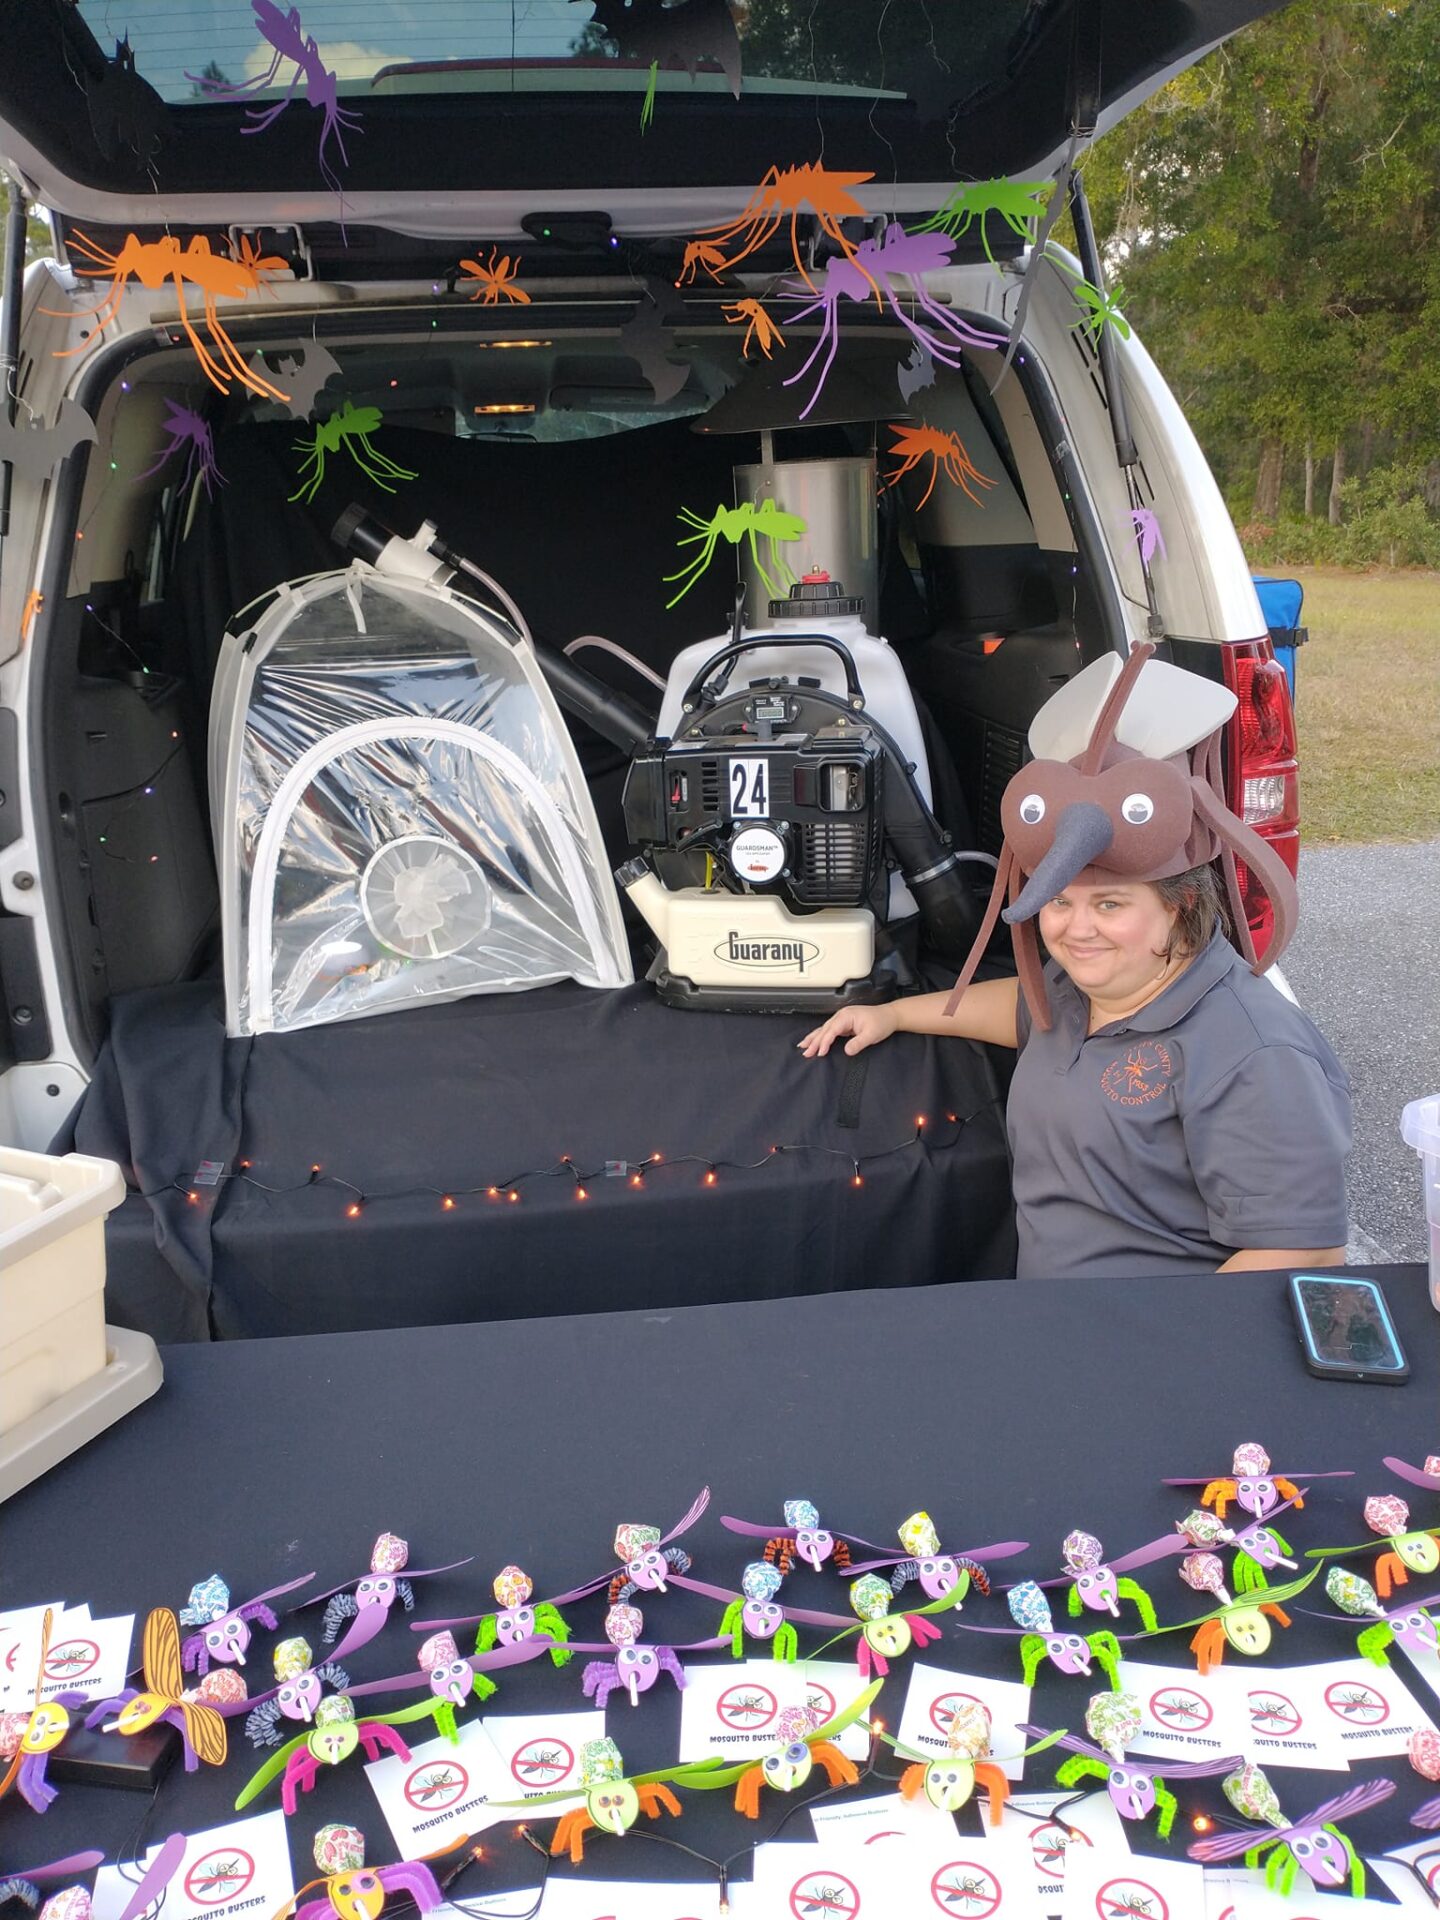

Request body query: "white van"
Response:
[0, 1, 1300, 1331]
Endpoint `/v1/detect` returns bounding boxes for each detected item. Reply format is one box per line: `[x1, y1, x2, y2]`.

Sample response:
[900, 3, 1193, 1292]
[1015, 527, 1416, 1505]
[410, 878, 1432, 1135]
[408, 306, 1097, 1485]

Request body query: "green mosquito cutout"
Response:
[1042, 249, 1131, 343]
[664, 500, 806, 609]
[290, 401, 418, 506]
[910, 179, 1054, 264]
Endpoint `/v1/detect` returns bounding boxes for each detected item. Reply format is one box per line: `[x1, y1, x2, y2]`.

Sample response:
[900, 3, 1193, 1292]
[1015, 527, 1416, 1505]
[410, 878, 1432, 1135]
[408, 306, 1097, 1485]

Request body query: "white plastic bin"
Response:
[1400, 1096, 1440, 1312]
[0, 1148, 126, 1432]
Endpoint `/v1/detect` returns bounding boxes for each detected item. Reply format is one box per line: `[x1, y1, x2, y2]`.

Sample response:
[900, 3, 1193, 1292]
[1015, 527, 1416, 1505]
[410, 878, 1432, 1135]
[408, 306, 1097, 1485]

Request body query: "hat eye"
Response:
[1018, 793, 1046, 825]
[1121, 792, 1154, 824]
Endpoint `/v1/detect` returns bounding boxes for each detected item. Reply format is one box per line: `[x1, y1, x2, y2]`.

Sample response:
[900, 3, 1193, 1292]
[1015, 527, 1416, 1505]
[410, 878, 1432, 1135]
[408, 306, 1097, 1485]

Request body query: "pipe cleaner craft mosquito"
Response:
[846, 1512, 1027, 1608]
[1303, 1566, 1440, 1666]
[497, 1736, 692, 1863]
[1189, 1766, 1396, 1897]
[86, 1609, 227, 1770]
[1163, 1441, 1351, 1521]
[944, 1580, 1128, 1686]
[290, 404, 418, 506]
[909, 180, 1055, 265]
[242, 1637, 351, 1746]
[679, 1681, 882, 1818]
[721, 1499, 874, 1576]
[42, 232, 290, 401]
[1022, 1693, 1241, 1842]
[809, 1577, 959, 1680]
[781, 224, 1006, 420]
[277, 1826, 445, 1920]
[679, 163, 876, 288]
[1031, 1530, 1160, 1629]
[1139, 1566, 1319, 1675]
[663, 500, 806, 608]
[0, 1613, 84, 1813]
[413, 1564, 574, 1667]
[187, 3, 361, 207]
[234, 1691, 457, 1816]
[176, 1572, 316, 1674]
[1073, 1495, 1305, 1617]
[1307, 1495, 1440, 1598]
[874, 1700, 1061, 1821]
[667, 1563, 876, 1662]
[342, 1631, 497, 1738]
[569, 1605, 727, 1711]
[134, 400, 226, 500]
[297, 1534, 473, 1663]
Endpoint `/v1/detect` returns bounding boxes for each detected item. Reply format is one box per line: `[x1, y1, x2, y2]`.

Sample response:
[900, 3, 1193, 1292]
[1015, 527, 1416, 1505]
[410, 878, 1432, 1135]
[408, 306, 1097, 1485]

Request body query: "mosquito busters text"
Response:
[413, 1793, 492, 1832]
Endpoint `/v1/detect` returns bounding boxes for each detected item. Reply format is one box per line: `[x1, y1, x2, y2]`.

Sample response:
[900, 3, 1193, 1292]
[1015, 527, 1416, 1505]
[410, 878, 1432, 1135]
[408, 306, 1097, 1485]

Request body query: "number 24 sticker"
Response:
[730, 758, 769, 817]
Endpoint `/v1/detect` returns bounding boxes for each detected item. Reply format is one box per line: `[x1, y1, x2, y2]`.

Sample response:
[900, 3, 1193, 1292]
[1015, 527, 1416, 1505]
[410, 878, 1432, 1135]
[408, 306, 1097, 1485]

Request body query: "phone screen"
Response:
[1294, 1276, 1406, 1372]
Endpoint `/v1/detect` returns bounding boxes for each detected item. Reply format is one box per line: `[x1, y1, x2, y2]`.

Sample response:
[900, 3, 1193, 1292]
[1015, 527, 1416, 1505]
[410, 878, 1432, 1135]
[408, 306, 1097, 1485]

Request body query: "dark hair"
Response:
[1153, 864, 1231, 960]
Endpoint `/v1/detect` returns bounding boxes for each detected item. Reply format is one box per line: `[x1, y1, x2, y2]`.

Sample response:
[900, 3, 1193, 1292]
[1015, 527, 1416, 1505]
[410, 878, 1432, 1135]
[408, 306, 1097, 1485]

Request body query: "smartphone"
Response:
[1288, 1273, 1410, 1384]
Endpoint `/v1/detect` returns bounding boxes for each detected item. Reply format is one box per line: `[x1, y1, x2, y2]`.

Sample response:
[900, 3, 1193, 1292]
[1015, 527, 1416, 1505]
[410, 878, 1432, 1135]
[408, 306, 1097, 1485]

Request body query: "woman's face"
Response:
[1038, 881, 1180, 1003]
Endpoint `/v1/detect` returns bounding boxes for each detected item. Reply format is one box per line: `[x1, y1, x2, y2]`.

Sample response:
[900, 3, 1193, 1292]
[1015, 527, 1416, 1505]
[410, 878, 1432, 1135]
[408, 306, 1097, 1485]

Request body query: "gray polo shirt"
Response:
[1009, 930, 1352, 1279]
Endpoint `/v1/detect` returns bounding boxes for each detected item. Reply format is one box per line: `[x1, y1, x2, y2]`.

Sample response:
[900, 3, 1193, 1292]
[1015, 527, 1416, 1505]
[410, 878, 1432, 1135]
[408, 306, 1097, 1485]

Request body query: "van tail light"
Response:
[1219, 638, 1299, 955]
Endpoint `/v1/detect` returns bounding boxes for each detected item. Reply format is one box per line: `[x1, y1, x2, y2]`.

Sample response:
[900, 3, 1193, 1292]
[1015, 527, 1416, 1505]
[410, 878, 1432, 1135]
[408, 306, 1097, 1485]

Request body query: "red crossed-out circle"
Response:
[1029, 1817, 1094, 1875]
[1095, 1876, 1170, 1920]
[510, 1736, 575, 1787]
[184, 1849, 256, 1905]
[1247, 1687, 1301, 1736]
[930, 1860, 1002, 1915]
[805, 1681, 837, 1724]
[403, 1760, 471, 1810]
[717, 1682, 777, 1730]
[928, 1690, 992, 1739]
[1323, 1678, 1390, 1725]
[1148, 1684, 1212, 1732]
[43, 1639, 100, 1679]
[788, 1870, 860, 1919]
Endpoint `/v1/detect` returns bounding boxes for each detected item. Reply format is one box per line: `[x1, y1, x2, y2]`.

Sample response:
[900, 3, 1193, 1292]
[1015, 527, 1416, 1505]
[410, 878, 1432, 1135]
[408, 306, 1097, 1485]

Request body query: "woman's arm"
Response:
[1216, 1245, 1346, 1272]
[798, 979, 1020, 1058]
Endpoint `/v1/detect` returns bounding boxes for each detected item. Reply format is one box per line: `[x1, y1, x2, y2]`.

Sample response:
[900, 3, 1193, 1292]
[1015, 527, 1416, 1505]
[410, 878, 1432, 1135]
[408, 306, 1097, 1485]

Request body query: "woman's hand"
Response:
[797, 1002, 902, 1059]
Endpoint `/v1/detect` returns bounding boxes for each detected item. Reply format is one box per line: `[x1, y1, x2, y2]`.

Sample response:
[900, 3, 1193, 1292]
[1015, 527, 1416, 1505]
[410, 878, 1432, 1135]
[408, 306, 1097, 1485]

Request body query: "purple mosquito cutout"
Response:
[186, 3, 360, 207]
[782, 223, 1006, 420]
[135, 401, 226, 500]
[1128, 507, 1166, 566]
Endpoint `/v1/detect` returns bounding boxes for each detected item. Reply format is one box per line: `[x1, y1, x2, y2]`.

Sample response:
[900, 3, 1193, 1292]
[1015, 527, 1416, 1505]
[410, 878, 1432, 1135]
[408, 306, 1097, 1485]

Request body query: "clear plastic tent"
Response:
[212, 567, 631, 1037]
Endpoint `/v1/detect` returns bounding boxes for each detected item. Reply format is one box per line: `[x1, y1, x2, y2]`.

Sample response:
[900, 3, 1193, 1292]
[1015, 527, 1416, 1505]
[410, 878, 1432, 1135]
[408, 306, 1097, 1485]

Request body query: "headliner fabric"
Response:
[0, 1263, 1430, 1887]
[69, 978, 1015, 1339]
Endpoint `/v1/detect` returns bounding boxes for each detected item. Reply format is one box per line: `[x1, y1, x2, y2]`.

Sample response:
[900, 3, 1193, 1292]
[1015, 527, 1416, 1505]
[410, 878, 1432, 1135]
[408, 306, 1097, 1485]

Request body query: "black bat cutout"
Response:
[897, 343, 937, 404]
[580, 0, 741, 95]
[617, 280, 692, 405]
[261, 344, 344, 420]
[0, 399, 97, 487]
[86, 38, 168, 168]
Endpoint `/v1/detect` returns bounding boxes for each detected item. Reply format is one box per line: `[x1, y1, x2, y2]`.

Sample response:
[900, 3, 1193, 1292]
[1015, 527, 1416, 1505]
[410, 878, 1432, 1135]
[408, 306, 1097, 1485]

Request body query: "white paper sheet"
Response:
[999, 1790, 1133, 1914]
[1061, 1846, 1205, 1920]
[896, 1662, 1033, 1780]
[1284, 1656, 1439, 1761]
[1116, 1659, 1251, 1766]
[89, 1811, 293, 1920]
[0, 1603, 65, 1703]
[365, 1717, 509, 1852]
[1217, 1665, 1351, 1771]
[480, 1708, 607, 1818]
[38, 1608, 135, 1706]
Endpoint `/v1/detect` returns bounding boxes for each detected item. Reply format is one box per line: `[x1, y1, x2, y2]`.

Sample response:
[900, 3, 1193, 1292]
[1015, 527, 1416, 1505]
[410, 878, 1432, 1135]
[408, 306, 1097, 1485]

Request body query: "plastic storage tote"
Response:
[0, 1147, 126, 1431]
[1401, 1096, 1440, 1311]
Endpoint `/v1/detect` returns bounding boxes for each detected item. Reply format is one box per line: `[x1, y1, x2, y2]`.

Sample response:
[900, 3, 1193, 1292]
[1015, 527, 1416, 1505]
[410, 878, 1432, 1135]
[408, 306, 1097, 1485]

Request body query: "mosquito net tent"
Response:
[213, 566, 631, 1037]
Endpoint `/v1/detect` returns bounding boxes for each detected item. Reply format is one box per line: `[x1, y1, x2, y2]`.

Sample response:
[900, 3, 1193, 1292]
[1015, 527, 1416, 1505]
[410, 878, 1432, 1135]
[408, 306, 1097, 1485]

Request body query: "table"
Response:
[1, 1264, 1434, 1902]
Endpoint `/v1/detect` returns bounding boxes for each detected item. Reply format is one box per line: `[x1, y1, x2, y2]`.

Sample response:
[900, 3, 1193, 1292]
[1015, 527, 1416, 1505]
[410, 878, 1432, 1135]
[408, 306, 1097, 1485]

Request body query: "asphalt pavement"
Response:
[1283, 836, 1439, 1264]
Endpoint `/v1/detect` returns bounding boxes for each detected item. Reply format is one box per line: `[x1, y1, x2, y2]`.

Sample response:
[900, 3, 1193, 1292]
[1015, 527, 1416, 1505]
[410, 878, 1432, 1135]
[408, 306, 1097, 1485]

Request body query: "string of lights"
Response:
[164, 1105, 999, 1218]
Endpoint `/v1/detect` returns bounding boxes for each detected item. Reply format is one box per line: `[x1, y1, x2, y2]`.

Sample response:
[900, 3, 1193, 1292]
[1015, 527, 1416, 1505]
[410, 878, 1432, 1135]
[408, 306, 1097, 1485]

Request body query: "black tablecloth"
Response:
[1, 1266, 1434, 1900]
[68, 980, 1015, 1341]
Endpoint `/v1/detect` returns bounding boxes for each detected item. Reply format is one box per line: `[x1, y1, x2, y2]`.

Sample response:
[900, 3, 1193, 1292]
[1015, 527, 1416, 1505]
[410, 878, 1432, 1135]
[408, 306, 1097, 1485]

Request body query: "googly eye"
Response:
[1121, 792, 1154, 824]
[1018, 793, 1045, 825]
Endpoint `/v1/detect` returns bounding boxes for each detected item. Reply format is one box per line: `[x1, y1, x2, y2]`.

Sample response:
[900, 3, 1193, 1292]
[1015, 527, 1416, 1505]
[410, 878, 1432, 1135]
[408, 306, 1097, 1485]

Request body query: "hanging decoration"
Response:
[576, 0, 741, 132]
[881, 423, 996, 511]
[135, 400, 227, 498]
[721, 299, 783, 360]
[459, 251, 531, 306]
[186, 2, 361, 209]
[910, 179, 1054, 265]
[663, 499, 806, 608]
[290, 403, 418, 505]
[84, 36, 167, 169]
[782, 225, 1005, 421]
[43, 233, 290, 402]
[618, 279, 692, 403]
[264, 344, 344, 420]
[679, 163, 875, 287]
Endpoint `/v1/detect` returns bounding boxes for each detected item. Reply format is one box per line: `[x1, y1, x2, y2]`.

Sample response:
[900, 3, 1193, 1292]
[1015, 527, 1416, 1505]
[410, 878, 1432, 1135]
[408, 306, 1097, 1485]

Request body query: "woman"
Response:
[801, 647, 1352, 1280]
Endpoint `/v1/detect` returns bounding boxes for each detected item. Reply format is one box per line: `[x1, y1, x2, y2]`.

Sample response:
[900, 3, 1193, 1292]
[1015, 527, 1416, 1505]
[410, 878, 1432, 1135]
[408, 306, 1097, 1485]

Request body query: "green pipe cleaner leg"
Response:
[719, 1601, 746, 1660]
[534, 1604, 573, 1667]
[1355, 1620, 1395, 1665]
[434, 1702, 457, 1743]
[1066, 1586, 1084, 1619]
[470, 1670, 498, 1702]
[1019, 1634, 1045, 1686]
[1117, 1579, 1158, 1631]
[474, 1615, 498, 1656]
[1234, 1555, 1267, 1595]
[1088, 1631, 1122, 1687]
[1329, 1827, 1365, 1898]
[640, 60, 658, 132]
[1055, 1754, 1107, 1791]
[773, 1622, 798, 1662]
[1152, 1782, 1178, 1841]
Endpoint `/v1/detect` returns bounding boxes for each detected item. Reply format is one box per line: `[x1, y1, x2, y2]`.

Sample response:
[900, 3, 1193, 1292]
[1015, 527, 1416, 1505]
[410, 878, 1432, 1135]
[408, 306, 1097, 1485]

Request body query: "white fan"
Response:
[359, 835, 491, 960]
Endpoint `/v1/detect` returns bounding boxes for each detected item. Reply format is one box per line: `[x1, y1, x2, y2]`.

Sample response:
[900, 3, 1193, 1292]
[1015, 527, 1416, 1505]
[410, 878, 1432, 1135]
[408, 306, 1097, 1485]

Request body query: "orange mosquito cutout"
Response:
[883, 423, 997, 511]
[459, 251, 531, 306]
[722, 299, 785, 360]
[42, 232, 290, 402]
[685, 163, 875, 289]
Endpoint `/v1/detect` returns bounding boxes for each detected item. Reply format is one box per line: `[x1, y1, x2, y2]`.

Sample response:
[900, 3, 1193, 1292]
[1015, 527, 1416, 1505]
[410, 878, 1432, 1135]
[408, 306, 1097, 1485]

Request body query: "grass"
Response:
[1286, 567, 1440, 844]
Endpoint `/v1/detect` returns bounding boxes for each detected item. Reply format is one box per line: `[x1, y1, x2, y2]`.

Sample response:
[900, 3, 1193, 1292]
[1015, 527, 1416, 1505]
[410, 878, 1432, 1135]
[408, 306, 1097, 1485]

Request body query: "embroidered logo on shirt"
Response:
[1100, 1040, 1175, 1105]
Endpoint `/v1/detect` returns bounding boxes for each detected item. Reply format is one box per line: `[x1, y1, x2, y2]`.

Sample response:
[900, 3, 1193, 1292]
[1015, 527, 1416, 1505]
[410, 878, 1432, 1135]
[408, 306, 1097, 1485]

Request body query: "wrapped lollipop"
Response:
[1191, 1768, 1395, 1898]
[1307, 1494, 1440, 1599]
[1298, 1564, 1440, 1666]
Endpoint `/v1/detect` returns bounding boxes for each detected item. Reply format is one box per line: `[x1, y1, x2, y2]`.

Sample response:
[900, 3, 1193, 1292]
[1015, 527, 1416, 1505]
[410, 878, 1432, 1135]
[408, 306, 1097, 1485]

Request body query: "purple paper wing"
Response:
[410, 1609, 485, 1633]
[547, 1569, 621, 1609]
[1301, 1777, 1396, 1827]
[667, 1574, 741, 1606]
[293, 1572, 361, 1609]
[1161, 1472, 1352, 1488]
[402, 1557, 476, 1582]
[469, 1639, 557, 1676]
[1017, 1723, 1102, 1764]
[720, 1517, 796, 1541]
[345, 1669, 431, 1701]
[1414, 1793, 1440, 1830]
[660, 1486, 712, 1546]
[17, 1857, 108, 1883]
[1163, 1753, 1246, 1781]
[847, 1554, 905, 1575]
[1108, 1535, 1188, 1573]
[243, 1572, 318, 1609]
[1385, 1455, 1440, 1492]
[328, 1606, 392, 1662]
[115, 1831, 188, 1920]
[774, 1602, 857, 1631]
[1189, 1829, 1277, 1865]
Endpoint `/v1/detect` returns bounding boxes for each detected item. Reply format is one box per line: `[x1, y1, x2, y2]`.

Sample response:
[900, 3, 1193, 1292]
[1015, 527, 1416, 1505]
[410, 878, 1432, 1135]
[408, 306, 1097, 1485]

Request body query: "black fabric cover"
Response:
[70, 980, 1015, 1340]
[0, 1264, 1431, 1894]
